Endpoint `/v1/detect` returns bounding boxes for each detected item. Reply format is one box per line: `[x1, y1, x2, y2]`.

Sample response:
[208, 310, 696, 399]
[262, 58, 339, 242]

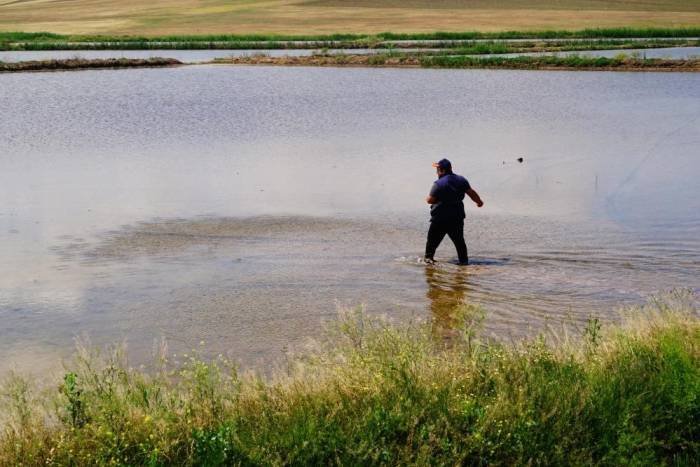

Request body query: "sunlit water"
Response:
[1, 65, 699, 375]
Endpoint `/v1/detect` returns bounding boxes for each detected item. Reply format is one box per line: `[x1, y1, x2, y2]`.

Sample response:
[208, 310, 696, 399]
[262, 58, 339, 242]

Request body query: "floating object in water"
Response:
[503, 157, 524, 165]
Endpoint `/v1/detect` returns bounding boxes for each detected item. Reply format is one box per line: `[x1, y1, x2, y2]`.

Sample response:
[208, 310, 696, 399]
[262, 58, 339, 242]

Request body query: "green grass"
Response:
[377, 26, 700, 40]
[431, 38, 699, 55]
[1, 27, 700, 51]
[3, 37, 697, 53]
[419, 53, 699, 69]
[217, 52, 700, 70]
[1, 291, 698, 465]
[2, 41, 303, 51]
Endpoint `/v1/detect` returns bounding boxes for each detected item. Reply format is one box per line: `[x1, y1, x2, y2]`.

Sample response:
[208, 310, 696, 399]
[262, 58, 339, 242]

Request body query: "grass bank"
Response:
[0, 57, 182, 73]
[3, 38, 698, 53]
[215, 53, 700, 72]
[1, 292, 698, 465]
[2, 27, 700, 51]
[420, 54, 700, 71]
[432, 38, 700, 55]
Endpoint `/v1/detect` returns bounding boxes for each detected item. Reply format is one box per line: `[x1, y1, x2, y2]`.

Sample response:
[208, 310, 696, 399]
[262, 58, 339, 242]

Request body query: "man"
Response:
[425, 158, 483, 265]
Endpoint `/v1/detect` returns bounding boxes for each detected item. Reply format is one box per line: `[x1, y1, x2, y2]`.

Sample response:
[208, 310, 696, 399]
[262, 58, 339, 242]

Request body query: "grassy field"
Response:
[1, 292, 698, 465]
[0, 0, 699, 35]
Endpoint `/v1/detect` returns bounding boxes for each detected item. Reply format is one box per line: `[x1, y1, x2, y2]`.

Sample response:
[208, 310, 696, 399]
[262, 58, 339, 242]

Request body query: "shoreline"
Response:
[3, 28, 700, 54]
[3, 27, 700, 43]
[3, 55, 699, 73]
[3, 38, 699, 51]
[212, 54, 700, 72]
[1, 294, 698, 464]
[0, 57, 182, 72]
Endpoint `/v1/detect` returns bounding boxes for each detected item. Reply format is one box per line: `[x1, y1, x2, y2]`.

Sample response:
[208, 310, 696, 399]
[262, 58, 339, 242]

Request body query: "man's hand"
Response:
[426, 195, 438, 205]
[466, 188, 484, 208]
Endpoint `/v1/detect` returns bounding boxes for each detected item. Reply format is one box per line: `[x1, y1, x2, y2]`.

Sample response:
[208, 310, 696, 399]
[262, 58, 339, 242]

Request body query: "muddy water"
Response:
[1, 66, 699, 374]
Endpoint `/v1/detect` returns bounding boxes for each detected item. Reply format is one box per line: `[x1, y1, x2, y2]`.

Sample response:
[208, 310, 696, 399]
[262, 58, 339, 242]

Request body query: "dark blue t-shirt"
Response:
[429, 173, 471, 222]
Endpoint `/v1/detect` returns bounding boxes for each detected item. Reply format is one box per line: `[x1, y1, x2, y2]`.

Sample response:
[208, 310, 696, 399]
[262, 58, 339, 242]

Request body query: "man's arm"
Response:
[426, 182, 438, 204]
[466, 188, 484, 207]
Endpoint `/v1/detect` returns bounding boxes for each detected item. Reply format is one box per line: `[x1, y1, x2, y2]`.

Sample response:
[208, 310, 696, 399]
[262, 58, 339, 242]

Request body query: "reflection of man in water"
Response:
[425, 158, 483, 265]
[425, 264, 469, 341]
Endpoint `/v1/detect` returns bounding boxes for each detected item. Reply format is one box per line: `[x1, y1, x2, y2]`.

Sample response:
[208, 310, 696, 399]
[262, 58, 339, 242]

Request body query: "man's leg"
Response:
[425, 221, 447, 261]
[447, 220, 468, 265]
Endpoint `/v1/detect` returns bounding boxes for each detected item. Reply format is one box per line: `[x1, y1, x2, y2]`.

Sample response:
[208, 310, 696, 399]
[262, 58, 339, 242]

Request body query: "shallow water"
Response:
[1, 46, 698, 64]
[1, 65, 699, 374]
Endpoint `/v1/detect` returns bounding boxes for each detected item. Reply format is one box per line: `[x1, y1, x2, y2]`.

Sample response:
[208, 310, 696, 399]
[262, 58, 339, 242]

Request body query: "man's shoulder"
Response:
[455, 174, 469, 185]
[449, 173, 468, 184]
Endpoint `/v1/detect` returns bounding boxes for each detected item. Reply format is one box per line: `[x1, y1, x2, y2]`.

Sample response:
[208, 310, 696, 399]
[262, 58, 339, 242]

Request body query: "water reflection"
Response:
[425, 265, 471, 341]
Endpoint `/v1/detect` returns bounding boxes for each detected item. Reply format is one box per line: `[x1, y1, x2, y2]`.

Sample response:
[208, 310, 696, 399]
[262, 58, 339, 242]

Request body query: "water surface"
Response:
[1, 65, 699, 374]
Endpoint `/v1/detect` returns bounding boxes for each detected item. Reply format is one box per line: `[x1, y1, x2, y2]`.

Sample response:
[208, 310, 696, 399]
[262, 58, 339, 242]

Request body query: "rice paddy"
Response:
[2, 2, 699, 464]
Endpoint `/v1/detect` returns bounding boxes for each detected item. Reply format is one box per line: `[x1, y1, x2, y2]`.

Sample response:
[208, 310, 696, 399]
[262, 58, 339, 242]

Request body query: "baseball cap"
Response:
[431, 158, 452, 170]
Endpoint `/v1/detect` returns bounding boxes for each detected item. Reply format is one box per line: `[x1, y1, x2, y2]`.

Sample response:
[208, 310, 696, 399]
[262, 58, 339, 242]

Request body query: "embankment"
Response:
[0, 57, 182, 72]
[215, 54, 700, 72]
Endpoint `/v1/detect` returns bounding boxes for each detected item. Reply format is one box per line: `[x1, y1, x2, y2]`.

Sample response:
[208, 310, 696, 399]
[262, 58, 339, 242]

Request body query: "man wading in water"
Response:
[424, 158, 484, 265]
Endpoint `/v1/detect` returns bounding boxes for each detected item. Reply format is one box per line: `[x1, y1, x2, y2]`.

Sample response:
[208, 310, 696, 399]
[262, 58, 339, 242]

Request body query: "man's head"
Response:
[432, 158, 452, 177]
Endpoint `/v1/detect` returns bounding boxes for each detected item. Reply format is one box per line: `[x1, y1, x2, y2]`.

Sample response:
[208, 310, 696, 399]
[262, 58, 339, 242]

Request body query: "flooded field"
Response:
[1, 65, 699, 375]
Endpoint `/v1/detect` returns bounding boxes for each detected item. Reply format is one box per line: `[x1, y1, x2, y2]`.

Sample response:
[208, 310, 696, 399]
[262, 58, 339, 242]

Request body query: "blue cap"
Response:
[432, 158, 452, 170]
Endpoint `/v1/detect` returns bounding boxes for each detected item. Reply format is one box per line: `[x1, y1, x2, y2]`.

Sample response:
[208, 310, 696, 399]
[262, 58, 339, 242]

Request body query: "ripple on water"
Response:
[74, 216, 368, 260]
[2, 66, 699, 374]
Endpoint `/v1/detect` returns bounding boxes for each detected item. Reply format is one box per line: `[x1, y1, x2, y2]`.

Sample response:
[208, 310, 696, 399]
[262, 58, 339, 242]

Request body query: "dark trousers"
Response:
[425, 219, 468, 264]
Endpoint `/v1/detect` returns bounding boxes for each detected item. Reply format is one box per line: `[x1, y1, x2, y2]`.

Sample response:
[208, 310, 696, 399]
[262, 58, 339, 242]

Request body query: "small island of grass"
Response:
[0, 57, 182, 73]
[213, 53, 700, 72]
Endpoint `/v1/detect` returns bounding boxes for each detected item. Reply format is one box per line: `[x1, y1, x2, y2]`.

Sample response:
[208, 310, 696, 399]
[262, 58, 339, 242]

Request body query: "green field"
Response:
[1, 0, 699, 35]
[2, 293, 699, 465]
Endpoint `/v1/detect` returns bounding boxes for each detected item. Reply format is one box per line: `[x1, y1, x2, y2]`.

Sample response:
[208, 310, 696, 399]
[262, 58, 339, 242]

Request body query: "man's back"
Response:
[429, 173, 471, 222]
